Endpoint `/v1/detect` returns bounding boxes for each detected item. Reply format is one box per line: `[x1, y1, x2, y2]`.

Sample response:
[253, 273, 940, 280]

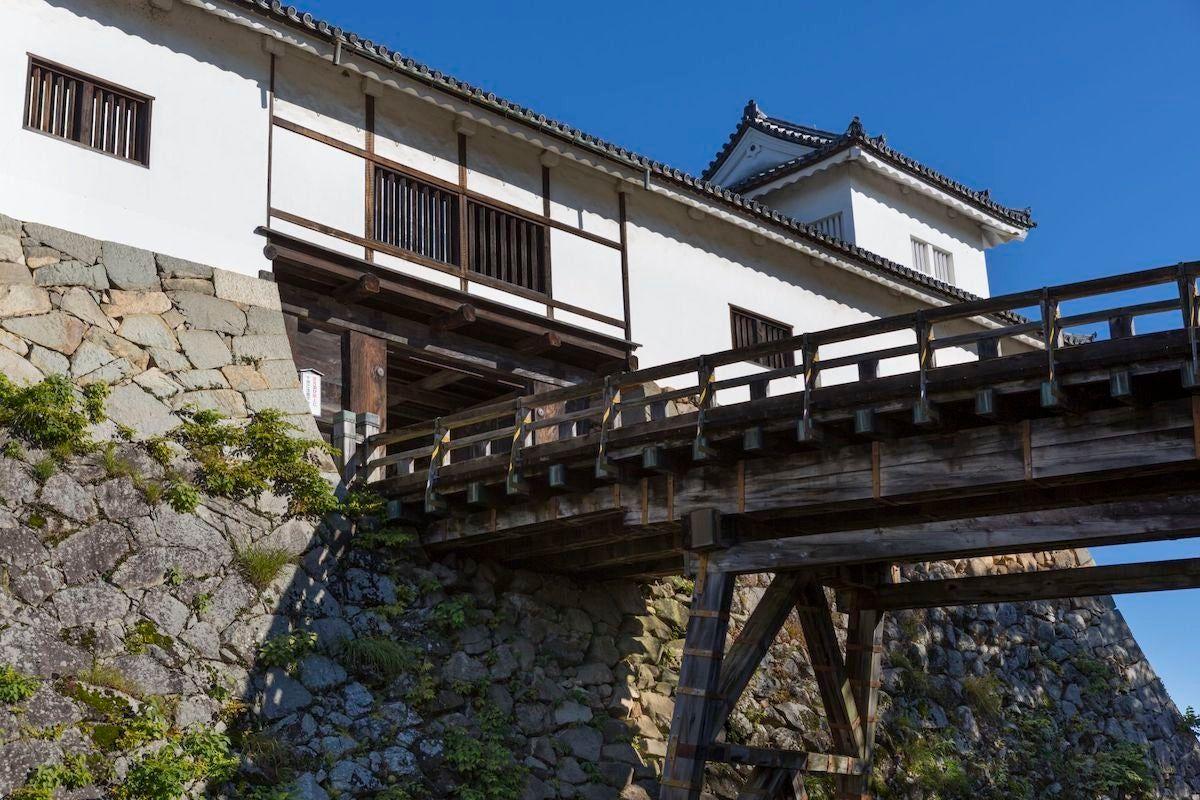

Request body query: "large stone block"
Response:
[176, 389, 247, 418]
[213, 268, 281, 310]
[58, 287, 113, 330]
[0, 347, 43, 385]
[244, 388, 311, 415]
[0, 232, 24, 265]
[102, 240, 159, 289]
[53, 521, 130, 584]
[106, 383, 178, 438]
[178, 330, 232, 369]
[117, 314, 178, 349]
[104, 290, 172, 318]
[172, 292, 246, 335]
[53, 581, 132, 627]
[155, 252, 213, 279]
[233, 334, 293, 362]
[39, 472, 96, 522]
[3, 311, 85, 354]
[34, 261, 108, 289]
[24, 222, 101, 264]
[0, 263, 34, 285]
[0, 284, 51, 317]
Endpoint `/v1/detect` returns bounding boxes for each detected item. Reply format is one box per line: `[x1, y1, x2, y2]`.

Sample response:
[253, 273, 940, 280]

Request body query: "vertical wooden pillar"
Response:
[662, 514, 736, 800]
[345, 330, 387, 428]
[838, 566, 888, 800]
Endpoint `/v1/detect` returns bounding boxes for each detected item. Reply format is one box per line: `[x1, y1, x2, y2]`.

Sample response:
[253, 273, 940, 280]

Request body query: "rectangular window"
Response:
[911, 237, 954, 284]
[373, 167, 460, 265]
[466, 199, 548, 295]
[730, 307, 794, 370]
[807, 211, 844, 240]
[24, 56, 152, 166]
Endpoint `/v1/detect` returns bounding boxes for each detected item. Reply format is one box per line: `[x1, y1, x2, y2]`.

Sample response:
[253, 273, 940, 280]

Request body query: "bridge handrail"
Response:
[362, 260, 1200, 500]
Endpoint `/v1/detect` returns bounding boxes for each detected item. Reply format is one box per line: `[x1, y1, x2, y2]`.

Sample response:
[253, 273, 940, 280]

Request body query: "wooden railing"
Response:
[359, 261, 1200, 509]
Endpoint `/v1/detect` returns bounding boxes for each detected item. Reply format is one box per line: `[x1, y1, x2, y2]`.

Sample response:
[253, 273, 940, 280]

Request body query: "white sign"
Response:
[299, 369, 323, 416]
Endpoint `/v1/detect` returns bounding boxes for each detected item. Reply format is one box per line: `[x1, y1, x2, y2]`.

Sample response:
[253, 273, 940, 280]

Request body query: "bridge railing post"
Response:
[797, 333, 821, 443]
[913, 311, 938, 426]
[693, 356, 717, 461]
[332, 410, 359, 488]
[1040, 288, 1066, 408]
[1179, 266, 1200, 388]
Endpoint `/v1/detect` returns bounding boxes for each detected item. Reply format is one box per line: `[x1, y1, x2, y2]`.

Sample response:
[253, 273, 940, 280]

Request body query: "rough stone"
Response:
[70, 340, 117, 379]
[0, 232, 24, 265]
[172, 291, 246, 335]
[245, 388, 312, 414]
[233, 334, 293, 362]
[178, 329, 232, 369]
[58, 287, 112, 331]
[35, 261, 108, 289]
[260, 359, 302, 389]
[3, 311, 85, 354]
[299, 655, 348, 692]
[102, 240, 159, 289]
[155, 252, 212, 279]
[222, 364, 269, 391]
[117, 314, 178, 349]
[0, 347, 42, 385]
[105, 384, 177, 439]
[176, 369, 229, 390]
[53, 521, 129, 584]
[39, 472, 96, 522]
[53, 581, 131, 627]
[134, 367, 183, 399]
[25, 223, 101, 264]
[261, 668, 313, 718]
[87, 329, 149, 371]
[175, 389, 247, 418]
[28, 344, 69, 376]
[104, 290, 173, 318]
[0, 263, 34, 285]
[0, 284, 51, 317]
[213, 268, 281, 310]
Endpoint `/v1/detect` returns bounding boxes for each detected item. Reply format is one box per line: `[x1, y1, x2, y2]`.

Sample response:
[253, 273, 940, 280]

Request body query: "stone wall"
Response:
[0, 217, 1199, 799]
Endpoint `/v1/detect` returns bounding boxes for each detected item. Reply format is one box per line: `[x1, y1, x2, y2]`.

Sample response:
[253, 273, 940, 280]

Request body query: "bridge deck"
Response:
[358, 261, 1200, 578]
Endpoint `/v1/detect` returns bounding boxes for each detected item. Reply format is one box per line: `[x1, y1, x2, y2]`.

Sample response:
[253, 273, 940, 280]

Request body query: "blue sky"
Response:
[302, 1, 1200, 710]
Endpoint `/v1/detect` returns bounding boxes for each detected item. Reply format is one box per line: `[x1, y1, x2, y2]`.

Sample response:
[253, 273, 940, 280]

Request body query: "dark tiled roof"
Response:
[727, 114, 1036, 229]
[701, 99, 836, 181]
[221, 1, 1024, 315]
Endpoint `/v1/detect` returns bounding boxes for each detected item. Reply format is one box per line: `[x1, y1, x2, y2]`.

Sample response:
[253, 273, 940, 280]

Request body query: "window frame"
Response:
[807, 211, 844, 240]
[729, 305, 795, 370]
[22, 53, 154, 168]
[910, 236, 954, 284]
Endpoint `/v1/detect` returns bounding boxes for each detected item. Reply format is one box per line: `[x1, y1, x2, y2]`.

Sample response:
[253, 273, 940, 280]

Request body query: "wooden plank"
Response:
[710, 495, 1200, 574]
[862, 556, 1200, 610]
[706, 743, 863, 775]
[345, 330, 387, 425]
[838, 566, 887, 799]
[661, 553, 736, 800]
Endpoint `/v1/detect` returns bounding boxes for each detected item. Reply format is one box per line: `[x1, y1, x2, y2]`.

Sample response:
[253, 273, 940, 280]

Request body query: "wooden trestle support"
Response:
[662, 512, 887, 800]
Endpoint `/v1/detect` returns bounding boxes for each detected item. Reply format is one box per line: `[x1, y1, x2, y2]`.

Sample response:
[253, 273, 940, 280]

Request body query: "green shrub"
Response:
[0, 663, 40, 705]
[356, 525, 416, 550]
[2, 439, 24, 459]
[171, 407, 337, 519]
[258, 631, 317, 674]
[433, 596, 476, 632]
[235, 545, 293, 591]
[163, 480, 200, 514]
[962, 673, 1004, 720]
[12, 755, 94, 800]
[444, 705, 527, 800]
[0, 375, 106, 453]
[31, 457, 56, 483]
[338, 637, 415, 682]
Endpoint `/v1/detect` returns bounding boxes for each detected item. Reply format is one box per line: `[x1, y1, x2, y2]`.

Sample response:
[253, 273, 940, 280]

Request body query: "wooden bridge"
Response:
[351, 261, 1200, 799]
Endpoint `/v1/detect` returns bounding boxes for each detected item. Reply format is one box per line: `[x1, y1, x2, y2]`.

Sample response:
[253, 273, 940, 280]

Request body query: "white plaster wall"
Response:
[270, 126, 364, 236]
[549, 163, 621, 242]
[273, 49, 365, 145]
[374, 91, 459, 186]
[757, 169, 855, 239]
[549, 230, 624, 320]
[0, 0, 270, 276]
[848, 168, 992, 297]
[466, 127, 542, 216]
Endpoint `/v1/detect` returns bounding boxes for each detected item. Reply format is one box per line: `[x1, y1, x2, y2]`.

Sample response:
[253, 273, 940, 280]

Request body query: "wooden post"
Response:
[355, 412, 381, 485]
[332, 410, 358, 486]
[662, 511, 736, 800]
[838, 565, 888, 800]
[345, 330, 387, 427]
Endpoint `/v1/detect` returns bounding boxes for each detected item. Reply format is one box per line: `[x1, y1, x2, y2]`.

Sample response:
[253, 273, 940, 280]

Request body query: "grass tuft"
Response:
[235, 545, 293, 592]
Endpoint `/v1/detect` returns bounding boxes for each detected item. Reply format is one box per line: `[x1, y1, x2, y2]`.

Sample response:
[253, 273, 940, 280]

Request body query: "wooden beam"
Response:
[515, 330, 562, 356]
[716, 572, 808, 728]
[837, 566, 887, 799]
[706, 743, 863, 775]
[333, 272, 380, 302]
[862, 556, 1200, 611]
[345, 330, 387, 424]
[431, 303, 477, 333]
[710, 494, 1200, 574]
[661, 557, 736, 800]
[793, 582, 863, 759]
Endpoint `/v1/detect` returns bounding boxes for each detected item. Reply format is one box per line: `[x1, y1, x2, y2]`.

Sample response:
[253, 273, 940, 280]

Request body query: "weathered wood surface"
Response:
[862, 555, 1200, 610]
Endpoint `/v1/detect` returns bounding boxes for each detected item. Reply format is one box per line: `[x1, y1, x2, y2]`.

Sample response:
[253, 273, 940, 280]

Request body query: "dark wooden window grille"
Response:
[730, 307, 794, 369]
[466, 200, 548, 295]
[373, 167, 460, 265]
[24, 57, 152, 166]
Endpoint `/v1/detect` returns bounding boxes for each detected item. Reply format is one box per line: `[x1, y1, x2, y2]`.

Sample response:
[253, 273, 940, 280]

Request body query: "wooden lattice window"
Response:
[373, 167, 460, 265]
[24, 56, 152, 166]
[730, 306, 794, 369]
[466, 200, 548, 295]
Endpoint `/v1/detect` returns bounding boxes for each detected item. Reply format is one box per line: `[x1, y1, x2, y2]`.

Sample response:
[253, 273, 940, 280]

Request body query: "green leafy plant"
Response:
[0, 374, 106, 453]
[444, 704, 527, 800]
[356, 525, 416, 550]
[193, 593, 213, 615]
[1, 439, 24, 459]
[163, 479, 200, 514]
[962, 673, 1005, 720]
[170, 407, 337, 519]
[31, 456, 56, 483]
[235, 545, 293, 591]
[11, 755, 94, 800]
[0, 663, 40, 705]
[433, 596, 476, 632]
[258, 631, 317, 674]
